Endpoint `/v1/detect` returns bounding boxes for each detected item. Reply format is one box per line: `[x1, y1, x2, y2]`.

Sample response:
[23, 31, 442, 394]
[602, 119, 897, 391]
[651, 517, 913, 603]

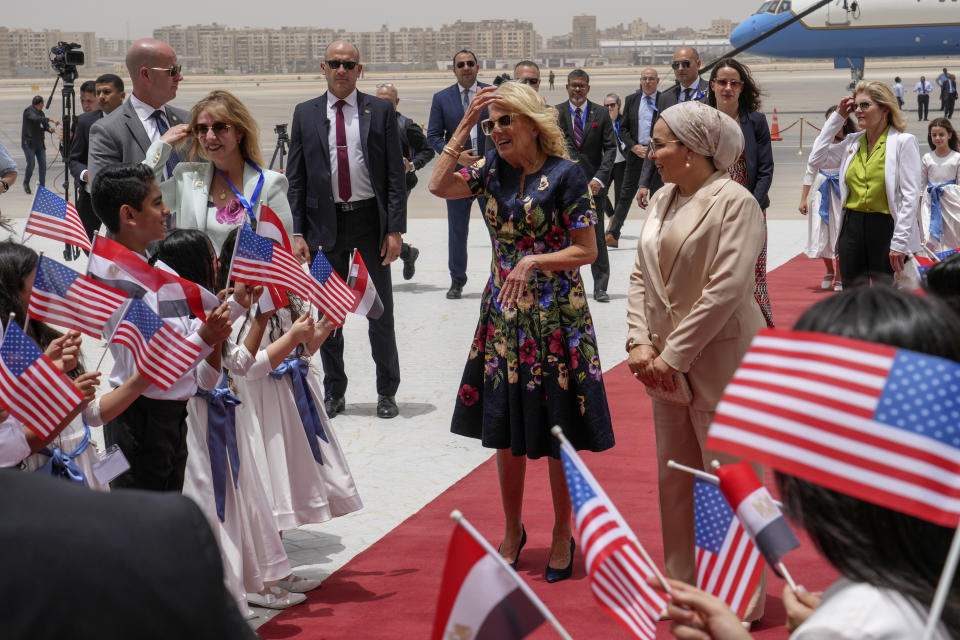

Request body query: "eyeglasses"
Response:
[854, 101, 874, 111]
[480, 113, 519, 136]
[640, 76, 659, 82]
[147, 65, 182, 77]
[195, 122, 232, 136]
[326, 60, 358, 70]
[650, 139, 683, 153]
[568, 83, 587, 90]
[671, 60, 692, 70]
[712, 79, 743, 88]
[456, 60, 476, 69]
[517, 77, 540, 86]
[605, 103, 619, 109]
[375, 83, 394, 88]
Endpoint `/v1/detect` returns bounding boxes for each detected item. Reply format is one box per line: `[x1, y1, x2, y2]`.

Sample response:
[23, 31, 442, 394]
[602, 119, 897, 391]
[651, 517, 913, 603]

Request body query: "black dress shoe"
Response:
[324, 395, 345, 418]
[545, 538, 575, 583]
[446, 283, 463, 299]
[402, 246, 419, 280]
[498, 525, 527, 570]
[594, 290, 610, 303]
[377, 394, 399, 419]
[23, 183, 31, 195]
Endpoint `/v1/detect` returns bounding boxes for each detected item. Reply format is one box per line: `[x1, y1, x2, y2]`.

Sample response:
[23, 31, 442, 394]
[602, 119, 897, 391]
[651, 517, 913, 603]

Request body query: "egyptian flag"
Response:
[347, 251, 384, 320]
[432, 522, 545, 640]
[715, 461, 800, 577]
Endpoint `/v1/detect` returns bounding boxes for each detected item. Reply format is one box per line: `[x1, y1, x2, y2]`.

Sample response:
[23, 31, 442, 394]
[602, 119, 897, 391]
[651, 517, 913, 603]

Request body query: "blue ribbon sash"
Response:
[927, 180, 956, 242]
[817, 171, 841, 226]
[195, 376, 241, 522]
[269, 357, 327, 465]
[215, 159, 265, 227]
[37, 420, 91, 486]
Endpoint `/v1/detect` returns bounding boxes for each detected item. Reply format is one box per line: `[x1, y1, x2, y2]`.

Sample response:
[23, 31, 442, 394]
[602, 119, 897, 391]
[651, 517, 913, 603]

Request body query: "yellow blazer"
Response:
[626, 171, 766, 411]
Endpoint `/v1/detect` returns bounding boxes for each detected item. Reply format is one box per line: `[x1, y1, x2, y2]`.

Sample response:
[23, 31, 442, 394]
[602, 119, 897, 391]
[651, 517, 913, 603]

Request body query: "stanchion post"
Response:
[797, 116, 805, 155]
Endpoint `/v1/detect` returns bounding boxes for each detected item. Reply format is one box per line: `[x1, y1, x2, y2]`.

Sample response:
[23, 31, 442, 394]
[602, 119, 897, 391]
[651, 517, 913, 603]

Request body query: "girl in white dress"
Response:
[154, 230, 318, 615]
[920, 117, 960, 254]
[218, 229, 362, 536]
[799, 106, 857, 291]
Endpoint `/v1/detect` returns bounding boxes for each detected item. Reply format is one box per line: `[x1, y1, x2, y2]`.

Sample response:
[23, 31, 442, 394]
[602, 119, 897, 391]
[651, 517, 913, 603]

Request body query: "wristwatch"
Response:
[0, 179, 8, 193]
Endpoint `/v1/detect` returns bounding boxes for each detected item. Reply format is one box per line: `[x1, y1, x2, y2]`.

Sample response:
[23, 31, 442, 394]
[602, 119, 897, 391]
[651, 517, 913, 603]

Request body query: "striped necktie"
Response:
[573, 107, 584, 146]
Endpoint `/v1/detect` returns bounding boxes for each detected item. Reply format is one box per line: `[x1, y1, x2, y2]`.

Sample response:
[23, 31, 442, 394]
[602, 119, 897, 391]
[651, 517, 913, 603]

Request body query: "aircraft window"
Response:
[780, 0, 791, 11]
[756, 1, 776, 13]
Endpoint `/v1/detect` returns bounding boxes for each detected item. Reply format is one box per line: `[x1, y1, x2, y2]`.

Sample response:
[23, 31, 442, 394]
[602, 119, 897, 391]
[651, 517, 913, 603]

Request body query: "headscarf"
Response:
[658, 101, 744, 171]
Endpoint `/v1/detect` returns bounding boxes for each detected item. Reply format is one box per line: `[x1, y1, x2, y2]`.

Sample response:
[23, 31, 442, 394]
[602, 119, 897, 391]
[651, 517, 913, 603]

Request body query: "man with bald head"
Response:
[87, 38, 187, 193]
[287, 40, 407, 420]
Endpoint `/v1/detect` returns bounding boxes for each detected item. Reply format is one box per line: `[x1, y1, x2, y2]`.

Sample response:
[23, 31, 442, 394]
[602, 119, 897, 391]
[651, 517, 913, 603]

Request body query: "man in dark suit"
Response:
[21, 95, 59, 194]
[635, 48, 711, 210]
[0, 471, 256, 640]
[376, 82, 435, 280]
[427, 49, 490, 299]
[88, 39, 187, 191]
[607, 67, 660, 247]
[555, 69, 617, 302]
[288, 40, 407, 420]
[68, 74, 125, 242]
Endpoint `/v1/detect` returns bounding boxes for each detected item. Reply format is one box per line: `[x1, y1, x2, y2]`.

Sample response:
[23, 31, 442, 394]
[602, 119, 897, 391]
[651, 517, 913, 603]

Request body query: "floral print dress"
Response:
[451, 154, 615, 459]
[729, 153, 775, 328]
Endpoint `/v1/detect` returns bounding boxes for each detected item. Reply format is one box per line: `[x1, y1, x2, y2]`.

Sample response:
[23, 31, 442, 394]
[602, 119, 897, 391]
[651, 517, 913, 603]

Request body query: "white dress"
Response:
[182, 357, 292, 615]
[803, 153, 844, 260]
[231, 308, 362, 531]
[21, 416, 108, 490]
[919, 150, 960, 254]
[792, 577, 950, 639]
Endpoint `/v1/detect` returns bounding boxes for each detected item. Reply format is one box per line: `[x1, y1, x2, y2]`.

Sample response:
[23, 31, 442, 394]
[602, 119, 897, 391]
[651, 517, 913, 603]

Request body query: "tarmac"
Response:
[0, 59, 956, 628]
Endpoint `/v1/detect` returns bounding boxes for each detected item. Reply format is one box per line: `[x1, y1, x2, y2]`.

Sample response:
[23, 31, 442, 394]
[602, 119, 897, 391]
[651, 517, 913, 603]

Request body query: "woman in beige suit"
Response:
[625, 101, 767, 622]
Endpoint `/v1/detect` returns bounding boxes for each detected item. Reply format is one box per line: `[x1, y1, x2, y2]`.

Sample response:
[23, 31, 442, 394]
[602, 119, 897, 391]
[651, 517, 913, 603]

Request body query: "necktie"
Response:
[462, 88, 470, 110]
[151, 109, 179, 177]
[573, 107, 584, 146]
[683, 87, 692, 102]
[334, 99, 352, 202]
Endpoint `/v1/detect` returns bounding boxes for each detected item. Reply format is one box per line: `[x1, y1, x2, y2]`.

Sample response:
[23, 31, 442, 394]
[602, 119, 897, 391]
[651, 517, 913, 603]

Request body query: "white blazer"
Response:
[807, 111, 923, 254]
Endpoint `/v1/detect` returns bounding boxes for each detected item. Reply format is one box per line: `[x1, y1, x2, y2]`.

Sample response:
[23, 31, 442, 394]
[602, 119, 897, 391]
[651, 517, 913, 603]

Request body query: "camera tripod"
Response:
[269, 124, 289, 172]
[47, 67, 80, 260]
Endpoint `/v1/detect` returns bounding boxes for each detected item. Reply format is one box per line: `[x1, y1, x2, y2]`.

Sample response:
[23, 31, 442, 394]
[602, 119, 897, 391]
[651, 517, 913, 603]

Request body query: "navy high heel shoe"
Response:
[545, 538, 575, 583]
[498, 525, 527, 570]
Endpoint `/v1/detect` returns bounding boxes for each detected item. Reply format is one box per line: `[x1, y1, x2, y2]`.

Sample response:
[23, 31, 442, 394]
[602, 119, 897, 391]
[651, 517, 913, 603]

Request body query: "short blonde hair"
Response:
[184, 90, 264, 165]
[854, 81, 907, 133]
[492, 81, 569, 160]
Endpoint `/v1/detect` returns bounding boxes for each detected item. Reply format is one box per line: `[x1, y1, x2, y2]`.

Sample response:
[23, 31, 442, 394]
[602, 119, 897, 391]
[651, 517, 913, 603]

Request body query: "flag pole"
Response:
[96, 299, 130, 371]
[449, 510, 574, 640]
[922, 522, 960, 640]
[552, 425, 673, 596]
[667, 460, 720, 484]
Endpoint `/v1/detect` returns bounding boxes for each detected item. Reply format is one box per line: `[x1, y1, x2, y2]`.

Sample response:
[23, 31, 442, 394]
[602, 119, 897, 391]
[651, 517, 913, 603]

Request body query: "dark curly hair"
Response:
[707, 58, 762, 114]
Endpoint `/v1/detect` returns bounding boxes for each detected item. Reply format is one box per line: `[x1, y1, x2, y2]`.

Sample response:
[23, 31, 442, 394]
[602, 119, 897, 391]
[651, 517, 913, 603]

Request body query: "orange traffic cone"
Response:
[770, 109, 783, 141]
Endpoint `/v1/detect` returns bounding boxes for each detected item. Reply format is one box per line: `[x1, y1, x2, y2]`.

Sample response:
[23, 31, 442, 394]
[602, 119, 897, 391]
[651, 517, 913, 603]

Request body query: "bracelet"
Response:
[442, 145, 460, 159]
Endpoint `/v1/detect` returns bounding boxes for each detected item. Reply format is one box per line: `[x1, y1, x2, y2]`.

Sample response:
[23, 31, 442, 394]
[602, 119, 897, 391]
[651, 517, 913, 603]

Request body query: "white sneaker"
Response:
[246, 586, 307, 610]
[834, 282, 843, 292]
[276, 574, 322, 593]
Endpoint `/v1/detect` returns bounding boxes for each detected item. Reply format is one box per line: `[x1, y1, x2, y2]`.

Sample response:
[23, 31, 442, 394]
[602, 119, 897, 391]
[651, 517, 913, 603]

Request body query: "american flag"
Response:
[229, 222, 343, 323]
[694, 479, 764, 619]
[28, 255, 127, 339]
[252, 205, 290, 313]
[559, 439, 668, 639]
[706, 329, 960, 527]
[310, 251, 358, 325]
[111, 299, 203, 390]
[24, 186, 92, 252]
[0, 319, 85, 438]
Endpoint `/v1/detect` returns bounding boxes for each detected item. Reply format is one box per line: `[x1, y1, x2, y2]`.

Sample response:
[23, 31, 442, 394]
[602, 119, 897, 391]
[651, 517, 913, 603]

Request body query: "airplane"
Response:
[729, 0, 960, 85]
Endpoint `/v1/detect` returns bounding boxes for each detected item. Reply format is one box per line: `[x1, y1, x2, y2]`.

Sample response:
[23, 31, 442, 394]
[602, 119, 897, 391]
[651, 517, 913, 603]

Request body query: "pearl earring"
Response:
[685, 156, 691, 168]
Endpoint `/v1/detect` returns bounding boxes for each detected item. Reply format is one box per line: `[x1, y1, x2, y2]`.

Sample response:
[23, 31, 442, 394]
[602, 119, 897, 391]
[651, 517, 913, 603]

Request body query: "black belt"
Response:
[335, 198, 376, 213]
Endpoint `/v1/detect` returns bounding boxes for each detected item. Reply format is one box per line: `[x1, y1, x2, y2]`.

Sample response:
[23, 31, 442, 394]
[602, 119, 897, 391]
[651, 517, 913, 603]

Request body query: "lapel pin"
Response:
[195, 180, 204, 188]
[364, 109, 371, 114]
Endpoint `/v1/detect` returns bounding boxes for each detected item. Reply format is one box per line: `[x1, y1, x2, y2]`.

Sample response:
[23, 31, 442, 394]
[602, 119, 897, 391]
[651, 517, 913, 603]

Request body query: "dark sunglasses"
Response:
[712, 79, 742, 88]
[326, 60, 358, 70]
[194, 122, 232, 136]
[671, 60, 692, 70]
[456, 60, 476, 69]
[480, 113, 519, 136]
[605, 103, 619, 109]
[854, 101, 874, 111]
[147, 65, 182, 76]
[518, 77, 540, 86]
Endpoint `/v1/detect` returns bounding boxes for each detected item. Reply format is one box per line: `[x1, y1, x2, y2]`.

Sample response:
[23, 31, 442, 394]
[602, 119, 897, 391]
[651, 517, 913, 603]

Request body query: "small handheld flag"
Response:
[28, 255, 127, 339]
[111, 299, 204, 390]
[310, 250, 359, 325]
[24, 186, 92, 252]
[346, 251, 384, 320]
[0, 318, 85, 438]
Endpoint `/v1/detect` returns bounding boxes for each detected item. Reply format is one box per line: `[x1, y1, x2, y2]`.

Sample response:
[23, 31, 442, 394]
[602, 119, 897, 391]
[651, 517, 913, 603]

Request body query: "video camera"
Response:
[50, 42, 84, 79]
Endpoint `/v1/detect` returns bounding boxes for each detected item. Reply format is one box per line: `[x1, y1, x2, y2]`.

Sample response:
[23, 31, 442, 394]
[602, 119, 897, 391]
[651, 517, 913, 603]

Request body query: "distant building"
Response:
[571, 15, 598, 50]
[0, 28, 98, 77]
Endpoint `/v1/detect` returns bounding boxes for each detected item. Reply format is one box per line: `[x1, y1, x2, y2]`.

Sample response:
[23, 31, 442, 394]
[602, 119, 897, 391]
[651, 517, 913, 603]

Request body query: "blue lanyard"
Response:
[215, 159, 264, 226]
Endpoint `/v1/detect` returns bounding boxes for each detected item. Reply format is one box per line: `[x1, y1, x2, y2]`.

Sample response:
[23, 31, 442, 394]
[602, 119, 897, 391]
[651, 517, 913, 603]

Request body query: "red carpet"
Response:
[259, 254, 838, 639]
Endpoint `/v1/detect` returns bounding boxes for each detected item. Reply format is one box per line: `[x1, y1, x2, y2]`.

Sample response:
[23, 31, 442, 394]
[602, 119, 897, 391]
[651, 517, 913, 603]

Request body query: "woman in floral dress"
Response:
[429, 82, 614, 583]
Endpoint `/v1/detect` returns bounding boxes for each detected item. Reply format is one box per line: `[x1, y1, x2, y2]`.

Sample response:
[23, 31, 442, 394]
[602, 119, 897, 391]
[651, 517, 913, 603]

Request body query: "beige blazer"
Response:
[626, 171, 766, 411]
